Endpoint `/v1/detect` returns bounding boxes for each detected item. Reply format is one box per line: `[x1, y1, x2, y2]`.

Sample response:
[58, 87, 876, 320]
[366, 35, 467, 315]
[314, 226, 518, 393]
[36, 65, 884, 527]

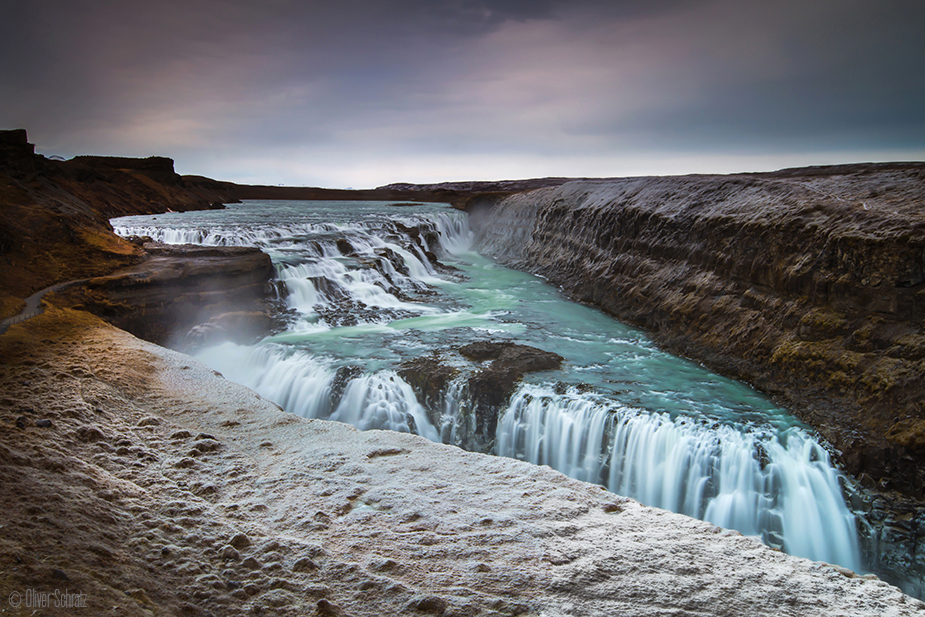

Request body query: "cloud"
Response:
[2, 0, 923, 185]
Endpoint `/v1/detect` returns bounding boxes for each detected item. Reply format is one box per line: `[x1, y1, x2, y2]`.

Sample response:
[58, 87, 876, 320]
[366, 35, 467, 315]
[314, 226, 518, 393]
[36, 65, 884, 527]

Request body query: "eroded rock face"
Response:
[0, 308, 921, 616]
[58, 243, 282, 347]
[471, 167, 925, 499]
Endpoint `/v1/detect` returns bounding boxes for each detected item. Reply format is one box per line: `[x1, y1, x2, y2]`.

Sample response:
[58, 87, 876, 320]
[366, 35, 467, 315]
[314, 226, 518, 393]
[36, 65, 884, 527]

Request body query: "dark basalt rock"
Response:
[335, 238, 356, 256]
[398, 355, 459, 426]
[330, 365, 364, 410]
[399, 341, 563, 451]
[459, 341, 564, 373]
[373, 247, 410, 276]
[57, 243, 281, 347]
[461, 342, 563, 439]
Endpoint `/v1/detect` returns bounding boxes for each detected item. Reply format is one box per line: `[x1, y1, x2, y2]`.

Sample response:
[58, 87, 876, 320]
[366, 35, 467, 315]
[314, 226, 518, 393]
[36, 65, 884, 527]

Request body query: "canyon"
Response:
[2, 128, 924, 613]
[468, 169, 925, 498]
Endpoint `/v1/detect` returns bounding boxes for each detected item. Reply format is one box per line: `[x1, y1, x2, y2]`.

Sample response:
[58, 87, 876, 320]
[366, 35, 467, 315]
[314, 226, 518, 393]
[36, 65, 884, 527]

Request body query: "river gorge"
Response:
[111, 194, 916, 595]
[3, 131, 924, 614]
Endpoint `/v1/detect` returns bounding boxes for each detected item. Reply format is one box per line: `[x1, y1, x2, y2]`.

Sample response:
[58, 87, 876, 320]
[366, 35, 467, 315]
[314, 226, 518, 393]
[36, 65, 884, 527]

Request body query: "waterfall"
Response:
[195, 342, 439, 441]
[331, 372, 440, 442]
[112, 221, 348, 248]
[495, 384, 863, 570]
[113, 200, 876, 581]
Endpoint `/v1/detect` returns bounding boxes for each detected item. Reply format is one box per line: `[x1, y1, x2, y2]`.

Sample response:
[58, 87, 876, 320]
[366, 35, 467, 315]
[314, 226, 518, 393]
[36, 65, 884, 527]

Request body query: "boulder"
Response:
[399, 341, 563, 451]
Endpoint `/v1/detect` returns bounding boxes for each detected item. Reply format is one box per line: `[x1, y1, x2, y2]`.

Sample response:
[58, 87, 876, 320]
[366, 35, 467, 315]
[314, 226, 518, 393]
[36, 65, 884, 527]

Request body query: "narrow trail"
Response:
[0, 279, 88, 334]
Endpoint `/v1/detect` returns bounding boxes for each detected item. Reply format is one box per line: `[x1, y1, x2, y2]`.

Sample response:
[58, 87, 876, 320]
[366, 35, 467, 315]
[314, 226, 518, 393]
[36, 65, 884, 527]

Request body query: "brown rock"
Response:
[472, 165, 925, 499]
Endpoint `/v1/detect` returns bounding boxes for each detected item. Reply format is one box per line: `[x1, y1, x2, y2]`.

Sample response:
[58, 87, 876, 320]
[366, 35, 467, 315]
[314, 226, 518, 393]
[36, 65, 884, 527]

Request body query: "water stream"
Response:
[114, 200, 865, 573]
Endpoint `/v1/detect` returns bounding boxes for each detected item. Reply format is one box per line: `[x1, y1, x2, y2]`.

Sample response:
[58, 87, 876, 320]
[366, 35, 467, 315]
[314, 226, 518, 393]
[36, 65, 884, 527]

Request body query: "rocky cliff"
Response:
[56, 243, 281, 347]
[0, 130, 237, 313]
[470, 165, 925, 504]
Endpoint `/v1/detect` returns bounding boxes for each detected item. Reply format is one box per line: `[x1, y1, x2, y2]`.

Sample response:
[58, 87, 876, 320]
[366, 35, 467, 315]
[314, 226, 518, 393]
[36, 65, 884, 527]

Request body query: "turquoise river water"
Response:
[113, 200, 866, 574]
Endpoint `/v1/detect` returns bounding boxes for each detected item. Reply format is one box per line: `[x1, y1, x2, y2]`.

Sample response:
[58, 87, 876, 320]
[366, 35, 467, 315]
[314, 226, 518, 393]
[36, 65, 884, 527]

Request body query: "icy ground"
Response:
[0, 308, 921, 616]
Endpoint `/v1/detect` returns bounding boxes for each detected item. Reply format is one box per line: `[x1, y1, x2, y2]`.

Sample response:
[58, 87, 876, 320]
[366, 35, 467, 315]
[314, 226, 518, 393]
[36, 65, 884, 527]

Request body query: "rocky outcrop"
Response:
[471, 166, 925, 498]
[0, 307, 921, 616]
[0, 129, 239, 311]
[56, 243, 282, 347]
[459, 341, 563, 405]
[399, 341, 563, 451]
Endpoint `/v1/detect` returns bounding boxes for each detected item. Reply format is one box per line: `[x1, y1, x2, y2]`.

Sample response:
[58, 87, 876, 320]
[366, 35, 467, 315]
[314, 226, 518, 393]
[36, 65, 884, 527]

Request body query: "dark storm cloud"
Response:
[1, 0, 923, 185]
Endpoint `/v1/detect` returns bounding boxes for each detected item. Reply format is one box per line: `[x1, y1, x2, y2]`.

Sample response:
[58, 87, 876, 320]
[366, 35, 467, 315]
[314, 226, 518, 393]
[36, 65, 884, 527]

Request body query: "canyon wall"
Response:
[469, 165, 925, 502]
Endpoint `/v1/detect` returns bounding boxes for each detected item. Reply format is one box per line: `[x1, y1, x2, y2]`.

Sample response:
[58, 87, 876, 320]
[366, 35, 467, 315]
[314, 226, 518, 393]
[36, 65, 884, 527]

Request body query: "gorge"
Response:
[2, 130, 924, 614]
[107, 191, 924, 596]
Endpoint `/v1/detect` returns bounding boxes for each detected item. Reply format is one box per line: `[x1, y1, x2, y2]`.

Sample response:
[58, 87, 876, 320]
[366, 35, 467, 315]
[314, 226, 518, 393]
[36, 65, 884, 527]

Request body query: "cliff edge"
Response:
[0, 307, 920, 616]
[470, 165, 925, 503]
[0, 129, 236, 313]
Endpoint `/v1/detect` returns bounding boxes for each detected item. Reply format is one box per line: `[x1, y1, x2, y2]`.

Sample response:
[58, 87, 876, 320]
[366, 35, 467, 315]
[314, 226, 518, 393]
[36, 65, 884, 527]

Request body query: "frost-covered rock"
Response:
[0, 308, 921, 615]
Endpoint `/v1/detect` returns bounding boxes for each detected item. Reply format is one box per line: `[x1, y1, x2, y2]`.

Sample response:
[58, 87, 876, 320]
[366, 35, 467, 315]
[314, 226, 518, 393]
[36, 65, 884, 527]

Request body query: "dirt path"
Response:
[0, 279, 88, 334]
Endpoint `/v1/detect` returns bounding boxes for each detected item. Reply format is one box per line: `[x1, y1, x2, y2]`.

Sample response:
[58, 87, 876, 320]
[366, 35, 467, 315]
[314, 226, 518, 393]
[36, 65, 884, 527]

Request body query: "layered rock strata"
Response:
[56, 243, 281, 347]
[0, 307, 922, 616]
[470, 166, 925, 500]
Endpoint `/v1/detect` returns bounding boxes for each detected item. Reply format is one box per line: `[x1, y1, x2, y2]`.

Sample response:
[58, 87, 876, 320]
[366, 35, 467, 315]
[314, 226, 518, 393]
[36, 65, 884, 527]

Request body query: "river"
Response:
[113, 199, 865, 575]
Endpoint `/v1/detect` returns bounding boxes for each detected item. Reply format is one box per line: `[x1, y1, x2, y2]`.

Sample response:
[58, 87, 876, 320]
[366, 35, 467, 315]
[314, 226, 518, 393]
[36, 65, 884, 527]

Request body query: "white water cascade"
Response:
[496, 384, 863, 570]
[111, 200, 870, 579]
[331, 372, 440, 442]
[196, 342, 441, 442]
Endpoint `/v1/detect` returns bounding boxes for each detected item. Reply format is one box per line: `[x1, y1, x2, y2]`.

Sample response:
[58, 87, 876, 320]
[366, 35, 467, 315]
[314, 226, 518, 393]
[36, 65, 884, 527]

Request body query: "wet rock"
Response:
[461, 341, 563, 438]
[373, 247, 409, 276]
[330, 365, 363, 408]
[397, 343, 563, 451]
[311, 276, 351, 303]
[336, 238, 357, 256]
[398, 355, 459, 412]
[458, 341, 563, 372]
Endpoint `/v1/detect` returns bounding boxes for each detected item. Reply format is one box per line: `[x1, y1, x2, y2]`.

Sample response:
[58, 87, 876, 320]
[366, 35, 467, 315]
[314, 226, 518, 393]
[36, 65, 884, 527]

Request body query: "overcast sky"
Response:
[3, 0, 924, 187]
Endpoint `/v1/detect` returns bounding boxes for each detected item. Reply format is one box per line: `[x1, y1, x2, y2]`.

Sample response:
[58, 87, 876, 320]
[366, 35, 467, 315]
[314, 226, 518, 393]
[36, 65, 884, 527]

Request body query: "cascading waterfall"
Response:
[197, 343, 338, 419]
[112, 200, 873, 581]
[496, 384, 862, 570]
[331, 372, 439, 442]
[195, 342, 440, 442]
[113, 221, 350, 248]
